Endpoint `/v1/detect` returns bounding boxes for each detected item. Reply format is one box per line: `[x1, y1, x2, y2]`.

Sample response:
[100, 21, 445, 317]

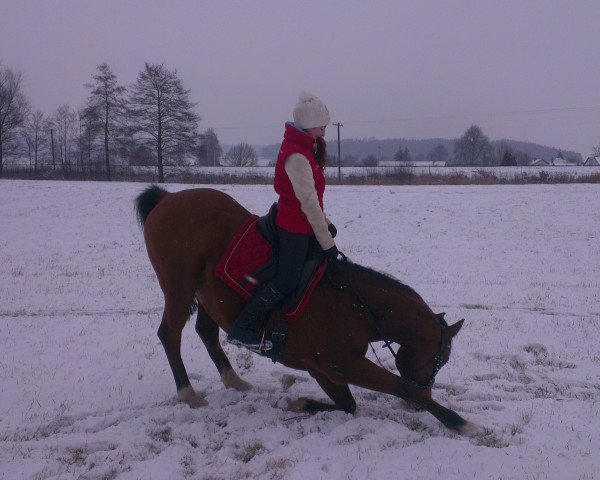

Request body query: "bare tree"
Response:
[592, 143, 600, 157]
[78, 105, 102, 172]
[0, 65, 29, 176]
[23, 110, 50, 173]
[453, 125, 492, 166]
[85, 63, 127, 180]
[128, 63, 200, 182]
[223, 142, 258, 167]
[197, 128, 222, 166]
[52, 104, 77, 171]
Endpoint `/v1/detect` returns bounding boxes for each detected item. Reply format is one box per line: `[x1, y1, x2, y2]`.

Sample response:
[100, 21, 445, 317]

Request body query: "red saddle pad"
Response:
[215, 215, 327, 322]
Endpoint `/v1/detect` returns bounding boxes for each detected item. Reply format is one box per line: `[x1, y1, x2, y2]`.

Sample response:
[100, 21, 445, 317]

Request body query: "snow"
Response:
[1, 179, 599, 480]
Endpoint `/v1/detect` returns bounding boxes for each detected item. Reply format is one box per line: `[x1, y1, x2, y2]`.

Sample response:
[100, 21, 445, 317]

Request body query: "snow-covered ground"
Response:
[1, 180, 599, 480]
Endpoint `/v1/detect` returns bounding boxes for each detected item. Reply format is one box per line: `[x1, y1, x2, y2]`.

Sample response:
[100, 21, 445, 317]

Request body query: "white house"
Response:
[583, 156, 600, 166]
[530, 158, 549, 166]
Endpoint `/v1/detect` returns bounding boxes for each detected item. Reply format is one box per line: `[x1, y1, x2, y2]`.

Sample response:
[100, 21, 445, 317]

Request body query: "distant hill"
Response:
[260, 137, 582, 164]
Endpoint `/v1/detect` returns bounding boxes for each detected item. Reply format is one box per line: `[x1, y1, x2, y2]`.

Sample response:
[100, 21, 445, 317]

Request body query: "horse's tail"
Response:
[135, 185, 170, 228]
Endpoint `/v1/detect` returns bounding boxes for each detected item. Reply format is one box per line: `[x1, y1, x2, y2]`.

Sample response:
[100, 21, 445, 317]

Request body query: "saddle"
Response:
[215, 204, 329, 361]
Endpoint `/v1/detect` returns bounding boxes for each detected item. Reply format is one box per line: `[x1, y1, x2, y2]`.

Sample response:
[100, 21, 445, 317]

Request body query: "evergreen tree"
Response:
[85, 63, 127, 180]
[197, 128, 222, 166]
[427, 144, 449, 164]
[394, 146, 411, 163]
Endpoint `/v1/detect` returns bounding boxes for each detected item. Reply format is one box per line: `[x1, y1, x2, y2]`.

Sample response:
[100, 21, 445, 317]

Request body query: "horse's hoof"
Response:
[221, 369, 252, 392]
[287, 397, 308, 413]
[178, 385, 208, 408]
[457, 421, 483, 436]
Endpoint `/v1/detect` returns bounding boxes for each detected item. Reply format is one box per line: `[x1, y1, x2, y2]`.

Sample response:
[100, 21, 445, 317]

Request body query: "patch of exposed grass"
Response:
[233, 441, 266, 463]
[473, 428, 508, 448]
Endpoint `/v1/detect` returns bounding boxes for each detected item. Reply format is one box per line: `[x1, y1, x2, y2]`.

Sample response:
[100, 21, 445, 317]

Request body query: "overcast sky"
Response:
[1, 0, 599, 155]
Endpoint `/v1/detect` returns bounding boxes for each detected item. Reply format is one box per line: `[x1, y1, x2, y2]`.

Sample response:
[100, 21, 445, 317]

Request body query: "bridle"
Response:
[326, 252, 449, 390]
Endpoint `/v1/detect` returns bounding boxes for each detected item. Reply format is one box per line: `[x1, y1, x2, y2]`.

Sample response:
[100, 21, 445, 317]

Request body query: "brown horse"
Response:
[135, 186, 476, 434]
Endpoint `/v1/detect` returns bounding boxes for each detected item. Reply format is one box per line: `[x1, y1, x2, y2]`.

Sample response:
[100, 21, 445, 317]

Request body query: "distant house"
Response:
[551, 158, 569, 166]
[583, 156, 600, 166]
[530, 158, 549, 166]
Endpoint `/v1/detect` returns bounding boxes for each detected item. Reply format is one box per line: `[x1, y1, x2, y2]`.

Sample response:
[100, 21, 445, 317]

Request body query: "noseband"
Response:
[327, 253, 449, 390]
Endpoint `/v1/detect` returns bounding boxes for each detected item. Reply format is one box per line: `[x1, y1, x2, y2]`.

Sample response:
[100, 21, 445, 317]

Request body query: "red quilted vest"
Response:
[274, 123, 326, 234]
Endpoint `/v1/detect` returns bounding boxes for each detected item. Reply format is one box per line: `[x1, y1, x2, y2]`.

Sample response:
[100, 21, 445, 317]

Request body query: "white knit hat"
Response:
[293, 91, 330, 129]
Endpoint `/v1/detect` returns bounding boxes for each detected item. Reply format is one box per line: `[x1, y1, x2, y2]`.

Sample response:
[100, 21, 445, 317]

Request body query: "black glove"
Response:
[324, 245, 339, 262]
[328, 223, 337, 238]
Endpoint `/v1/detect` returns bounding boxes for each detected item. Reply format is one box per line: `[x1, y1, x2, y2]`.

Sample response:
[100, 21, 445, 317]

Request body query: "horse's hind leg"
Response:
[157, 296, 207, 408]
[194, 302, 252, 391]
[288, 370, 356, 414]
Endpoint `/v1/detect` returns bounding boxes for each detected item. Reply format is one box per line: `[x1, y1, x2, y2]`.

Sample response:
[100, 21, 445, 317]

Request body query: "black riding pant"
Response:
[270, 227, 311, 295]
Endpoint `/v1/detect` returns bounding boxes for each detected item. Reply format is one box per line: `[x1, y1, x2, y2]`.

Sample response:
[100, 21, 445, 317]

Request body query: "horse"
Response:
[135, 185, 476, 434]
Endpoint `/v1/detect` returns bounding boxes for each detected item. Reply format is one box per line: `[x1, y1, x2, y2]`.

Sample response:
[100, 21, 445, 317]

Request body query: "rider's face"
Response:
[305, 126, 326, 139]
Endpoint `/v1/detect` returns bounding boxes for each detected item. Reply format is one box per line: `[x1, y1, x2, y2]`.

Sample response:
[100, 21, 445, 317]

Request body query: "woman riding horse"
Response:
[227, 92, 339, 350]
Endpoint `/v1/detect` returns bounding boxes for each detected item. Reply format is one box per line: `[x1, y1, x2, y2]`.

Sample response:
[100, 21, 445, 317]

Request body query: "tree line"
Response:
[329, 125, 584, 168]
[0, 61, 253, 181]
[3, 61, 596, 180]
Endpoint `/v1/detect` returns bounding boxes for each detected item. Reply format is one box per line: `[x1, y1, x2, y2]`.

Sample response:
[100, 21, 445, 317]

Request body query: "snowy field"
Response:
[1, 180, 599, 480]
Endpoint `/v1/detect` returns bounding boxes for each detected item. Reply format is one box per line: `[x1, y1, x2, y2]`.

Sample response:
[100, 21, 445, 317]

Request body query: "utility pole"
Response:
[332, 122, 343, 183]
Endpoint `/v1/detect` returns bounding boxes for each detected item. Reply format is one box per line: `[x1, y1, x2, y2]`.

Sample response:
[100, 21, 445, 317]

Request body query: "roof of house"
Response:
[530, 158, 549, 166]
[584, 156, 600, 165]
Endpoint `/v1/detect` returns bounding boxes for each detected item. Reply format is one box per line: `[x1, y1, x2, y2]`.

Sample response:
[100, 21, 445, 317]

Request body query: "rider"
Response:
[227, 92, 339, 350]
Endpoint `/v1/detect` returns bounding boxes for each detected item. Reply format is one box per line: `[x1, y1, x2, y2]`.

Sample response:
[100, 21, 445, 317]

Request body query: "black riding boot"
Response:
[227, 283, 285, 350]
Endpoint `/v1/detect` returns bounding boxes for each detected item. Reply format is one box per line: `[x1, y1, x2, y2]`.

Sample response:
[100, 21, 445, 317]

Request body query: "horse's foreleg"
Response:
[194, 303, 252, 392]
[333, 356, 472, 434]
[288, 370, 356, 414]
[157, 300, 207, 408]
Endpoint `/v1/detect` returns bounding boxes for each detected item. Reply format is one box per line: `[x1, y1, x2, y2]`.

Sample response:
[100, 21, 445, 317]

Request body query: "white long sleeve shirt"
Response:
[284, 153, 335, 250]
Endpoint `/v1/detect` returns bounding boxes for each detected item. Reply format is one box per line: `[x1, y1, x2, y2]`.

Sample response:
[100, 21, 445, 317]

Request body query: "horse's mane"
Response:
[344, 260, 423, 300]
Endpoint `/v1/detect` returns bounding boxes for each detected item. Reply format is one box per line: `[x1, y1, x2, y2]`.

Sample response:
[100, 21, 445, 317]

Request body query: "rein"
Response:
[326, 252, 448, 390]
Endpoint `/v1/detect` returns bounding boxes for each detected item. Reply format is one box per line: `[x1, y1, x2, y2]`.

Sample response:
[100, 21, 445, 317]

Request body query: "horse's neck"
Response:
[348, 264, 436, 343]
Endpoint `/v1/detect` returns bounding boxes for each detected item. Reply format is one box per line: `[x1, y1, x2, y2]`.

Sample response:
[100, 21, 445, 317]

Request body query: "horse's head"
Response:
[395, 314, 464, 391]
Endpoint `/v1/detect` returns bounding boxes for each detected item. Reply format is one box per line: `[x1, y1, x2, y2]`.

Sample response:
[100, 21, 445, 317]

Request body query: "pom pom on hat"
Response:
[293, 91, 330, 130]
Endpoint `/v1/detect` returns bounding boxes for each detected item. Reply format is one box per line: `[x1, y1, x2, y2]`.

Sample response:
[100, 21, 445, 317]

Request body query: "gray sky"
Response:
[2, 0, 599, 155]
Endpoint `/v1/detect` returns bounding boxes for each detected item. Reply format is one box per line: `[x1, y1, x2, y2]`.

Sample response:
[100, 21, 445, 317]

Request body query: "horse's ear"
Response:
[446, 319, 464, 338]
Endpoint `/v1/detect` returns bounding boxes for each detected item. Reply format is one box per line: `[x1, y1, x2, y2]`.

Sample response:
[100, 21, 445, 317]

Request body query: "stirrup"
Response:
[227, 329, 273, 351]
[227, 337, 273, 352]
